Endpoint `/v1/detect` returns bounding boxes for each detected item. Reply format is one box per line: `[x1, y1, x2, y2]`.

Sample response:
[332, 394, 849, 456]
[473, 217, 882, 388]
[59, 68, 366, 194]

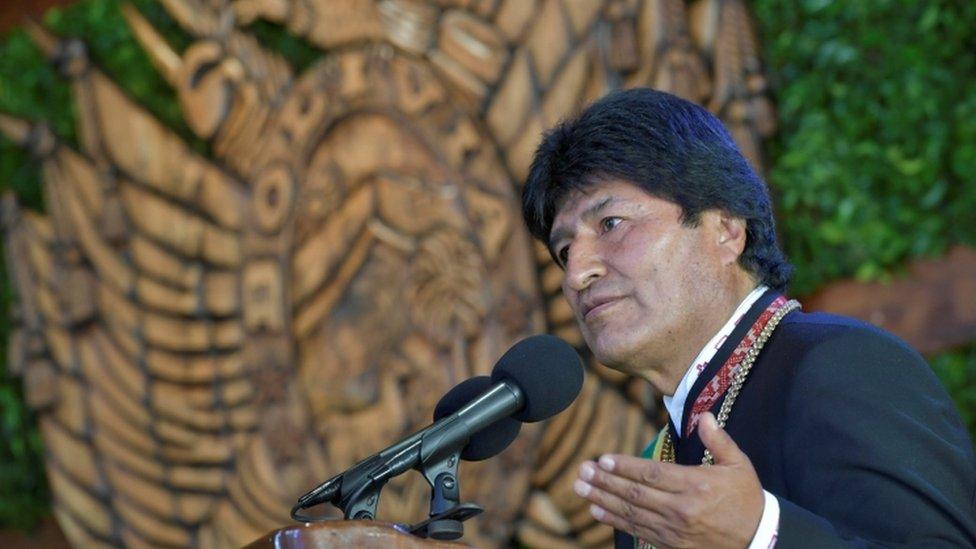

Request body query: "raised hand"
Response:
[573, 412, 766, 548]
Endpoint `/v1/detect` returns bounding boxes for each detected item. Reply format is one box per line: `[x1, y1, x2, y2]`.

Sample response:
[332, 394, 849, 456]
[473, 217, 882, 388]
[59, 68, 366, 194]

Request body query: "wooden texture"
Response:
[804, 245, 976, 355]
[2, 0, 777, 547]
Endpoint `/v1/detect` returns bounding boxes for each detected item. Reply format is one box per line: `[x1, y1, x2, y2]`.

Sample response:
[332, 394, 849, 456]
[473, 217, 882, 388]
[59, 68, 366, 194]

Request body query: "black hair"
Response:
[521, 88, 792, 291]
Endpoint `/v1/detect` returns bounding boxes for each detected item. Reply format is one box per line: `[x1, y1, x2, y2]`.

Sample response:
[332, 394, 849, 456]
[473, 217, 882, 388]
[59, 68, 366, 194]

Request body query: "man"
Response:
[521, 88, 976, 548]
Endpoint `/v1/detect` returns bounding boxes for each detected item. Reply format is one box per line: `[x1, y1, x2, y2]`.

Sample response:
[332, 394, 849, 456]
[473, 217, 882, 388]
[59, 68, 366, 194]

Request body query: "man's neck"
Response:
[655, 278, 760, 396]
[661, 283, 770, 436]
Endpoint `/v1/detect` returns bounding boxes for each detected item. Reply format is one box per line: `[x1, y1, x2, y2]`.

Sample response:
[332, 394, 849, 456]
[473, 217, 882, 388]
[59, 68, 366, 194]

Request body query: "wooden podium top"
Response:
[246, 520, 473, 548]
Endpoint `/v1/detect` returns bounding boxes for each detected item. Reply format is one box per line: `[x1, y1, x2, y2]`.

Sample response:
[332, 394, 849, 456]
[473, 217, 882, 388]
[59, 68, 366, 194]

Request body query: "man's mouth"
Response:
[581, 296, 622, 320]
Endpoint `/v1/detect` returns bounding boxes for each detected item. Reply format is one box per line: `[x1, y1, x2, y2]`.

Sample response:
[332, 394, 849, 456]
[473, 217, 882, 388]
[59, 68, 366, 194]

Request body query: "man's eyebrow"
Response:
[548, 227, 571, 255]
[548, 196, 619, 251]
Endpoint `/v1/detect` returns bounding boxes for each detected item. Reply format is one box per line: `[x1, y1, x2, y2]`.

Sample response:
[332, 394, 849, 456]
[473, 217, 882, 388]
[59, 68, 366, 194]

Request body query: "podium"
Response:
[245, 521, 472, 548]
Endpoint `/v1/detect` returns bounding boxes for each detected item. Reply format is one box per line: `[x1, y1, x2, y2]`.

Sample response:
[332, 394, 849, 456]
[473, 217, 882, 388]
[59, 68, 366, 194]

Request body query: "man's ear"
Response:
[714, 210, 747, 266]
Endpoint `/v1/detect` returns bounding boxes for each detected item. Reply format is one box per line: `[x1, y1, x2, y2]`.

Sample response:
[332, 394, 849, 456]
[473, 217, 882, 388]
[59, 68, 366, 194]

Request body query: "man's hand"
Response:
[573, 412, 765, 548]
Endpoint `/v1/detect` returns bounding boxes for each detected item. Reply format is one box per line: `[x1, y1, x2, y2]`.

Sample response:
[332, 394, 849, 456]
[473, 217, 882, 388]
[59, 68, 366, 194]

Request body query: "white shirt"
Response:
[662, 285, 780, 549]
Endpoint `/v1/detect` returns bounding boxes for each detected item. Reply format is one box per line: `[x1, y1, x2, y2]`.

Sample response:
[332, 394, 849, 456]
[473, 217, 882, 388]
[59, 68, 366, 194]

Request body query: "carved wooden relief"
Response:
[1, 0, 775, 547]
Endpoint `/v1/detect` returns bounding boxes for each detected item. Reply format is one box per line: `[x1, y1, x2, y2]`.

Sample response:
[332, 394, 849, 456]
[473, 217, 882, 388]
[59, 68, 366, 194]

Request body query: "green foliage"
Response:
[0, 30, 65, 209]
[931, 344, 976, 437]
[753, 0, 976, 295]
[0, 289, 49, 530]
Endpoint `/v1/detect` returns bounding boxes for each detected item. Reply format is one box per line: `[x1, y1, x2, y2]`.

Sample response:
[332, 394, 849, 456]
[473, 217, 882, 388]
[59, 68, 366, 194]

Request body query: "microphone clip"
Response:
[290, 453, 391, 522]
[400, 503, 483, 539]
[402, 449, 483, 540]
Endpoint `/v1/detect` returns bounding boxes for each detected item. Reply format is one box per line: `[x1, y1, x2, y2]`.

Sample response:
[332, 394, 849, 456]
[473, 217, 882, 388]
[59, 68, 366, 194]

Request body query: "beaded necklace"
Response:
[660, 296, 801, 465]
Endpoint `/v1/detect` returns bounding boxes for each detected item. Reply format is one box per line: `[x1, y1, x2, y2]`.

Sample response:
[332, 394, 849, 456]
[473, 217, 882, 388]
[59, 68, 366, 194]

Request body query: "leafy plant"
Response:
[753, 0, 976, 295]
[931, 344, 976, 436]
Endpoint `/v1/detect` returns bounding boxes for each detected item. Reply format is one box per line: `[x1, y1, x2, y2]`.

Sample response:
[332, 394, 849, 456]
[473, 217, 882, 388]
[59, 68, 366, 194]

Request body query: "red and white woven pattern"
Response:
[685, 295, 789, 437]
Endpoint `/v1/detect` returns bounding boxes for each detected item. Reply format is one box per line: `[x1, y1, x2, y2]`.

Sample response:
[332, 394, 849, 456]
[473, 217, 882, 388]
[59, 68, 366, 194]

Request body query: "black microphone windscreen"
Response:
[434, 376, 521, 461]
[490, 335, 584, 422]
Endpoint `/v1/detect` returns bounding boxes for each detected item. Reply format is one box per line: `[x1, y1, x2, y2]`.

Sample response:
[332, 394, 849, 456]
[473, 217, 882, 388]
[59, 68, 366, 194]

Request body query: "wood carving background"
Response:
[1, 0, 775, 547]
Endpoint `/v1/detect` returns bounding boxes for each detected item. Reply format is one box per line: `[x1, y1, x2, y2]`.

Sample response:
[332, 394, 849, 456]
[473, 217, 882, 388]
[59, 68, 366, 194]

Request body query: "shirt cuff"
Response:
[748, 490, 780, 549]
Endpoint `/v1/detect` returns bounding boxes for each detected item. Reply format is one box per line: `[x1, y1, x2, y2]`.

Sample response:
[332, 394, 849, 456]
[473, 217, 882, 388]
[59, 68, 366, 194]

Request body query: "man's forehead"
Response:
[552, 179, 644, 223]
[553, 187, 600, 218]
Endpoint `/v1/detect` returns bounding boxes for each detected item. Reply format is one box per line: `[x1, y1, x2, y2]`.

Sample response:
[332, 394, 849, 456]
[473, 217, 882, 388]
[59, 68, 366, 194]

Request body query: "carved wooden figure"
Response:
[1, 0, 775, 546]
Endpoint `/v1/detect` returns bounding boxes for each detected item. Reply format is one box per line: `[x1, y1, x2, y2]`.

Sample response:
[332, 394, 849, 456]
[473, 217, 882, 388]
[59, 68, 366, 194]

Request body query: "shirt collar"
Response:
[663, 285, 769, 438]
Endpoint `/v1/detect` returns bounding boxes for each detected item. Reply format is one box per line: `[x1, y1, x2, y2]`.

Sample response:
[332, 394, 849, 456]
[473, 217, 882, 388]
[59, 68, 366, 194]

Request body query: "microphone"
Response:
[488, 334, 585, 423]
[294, 335, 583, 513]
[433, 376, 521, 461]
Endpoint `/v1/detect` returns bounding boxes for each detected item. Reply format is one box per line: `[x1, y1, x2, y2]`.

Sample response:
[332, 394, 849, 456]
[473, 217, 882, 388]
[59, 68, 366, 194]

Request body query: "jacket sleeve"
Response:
[774, 328, 976, 548]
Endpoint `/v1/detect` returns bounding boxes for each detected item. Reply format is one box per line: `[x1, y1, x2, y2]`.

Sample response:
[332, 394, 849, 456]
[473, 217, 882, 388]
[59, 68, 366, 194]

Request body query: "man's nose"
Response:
[564, 241, 606, 292]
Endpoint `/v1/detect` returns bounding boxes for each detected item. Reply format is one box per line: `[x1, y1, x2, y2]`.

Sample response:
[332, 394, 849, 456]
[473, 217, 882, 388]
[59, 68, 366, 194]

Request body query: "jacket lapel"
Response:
[675, 288, 781, 464]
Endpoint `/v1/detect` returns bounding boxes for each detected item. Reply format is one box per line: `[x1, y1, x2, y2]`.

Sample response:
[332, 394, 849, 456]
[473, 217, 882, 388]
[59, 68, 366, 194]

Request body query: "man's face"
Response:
[549, 179, 737, 388]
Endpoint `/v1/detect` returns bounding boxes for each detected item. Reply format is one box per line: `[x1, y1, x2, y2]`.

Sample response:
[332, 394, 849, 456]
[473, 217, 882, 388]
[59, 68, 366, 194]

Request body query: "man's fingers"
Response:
[698, 412, 746, 466]
[577, 460, 677, 512]
[573, 472, 669, 540]
[593, 454, 687, 492]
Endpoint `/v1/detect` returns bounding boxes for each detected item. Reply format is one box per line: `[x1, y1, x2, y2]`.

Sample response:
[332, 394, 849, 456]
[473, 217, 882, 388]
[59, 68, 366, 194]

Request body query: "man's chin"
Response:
[584, 339, 637, 374]
[583, 333, 643, 377]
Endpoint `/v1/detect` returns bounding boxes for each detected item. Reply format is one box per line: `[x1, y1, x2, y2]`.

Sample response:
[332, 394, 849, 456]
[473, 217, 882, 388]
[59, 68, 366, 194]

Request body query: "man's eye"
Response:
[601, 217, 622, 231]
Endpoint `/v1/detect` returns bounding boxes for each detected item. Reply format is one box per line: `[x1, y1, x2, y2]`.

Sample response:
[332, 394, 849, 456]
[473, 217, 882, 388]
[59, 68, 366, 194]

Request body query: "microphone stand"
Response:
[402, 449, 483, 540]
[291, 440, 483, 541]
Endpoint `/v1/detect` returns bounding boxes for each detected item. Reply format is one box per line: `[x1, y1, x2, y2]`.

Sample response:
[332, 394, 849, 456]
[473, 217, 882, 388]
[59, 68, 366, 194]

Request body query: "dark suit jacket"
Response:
[616, 290, 976, 548]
